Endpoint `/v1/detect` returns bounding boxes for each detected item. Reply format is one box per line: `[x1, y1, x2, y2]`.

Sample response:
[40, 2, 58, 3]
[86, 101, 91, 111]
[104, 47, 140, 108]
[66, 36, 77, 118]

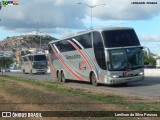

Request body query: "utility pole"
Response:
[36, 21, 39, 36]
[40, 32, 42, 51]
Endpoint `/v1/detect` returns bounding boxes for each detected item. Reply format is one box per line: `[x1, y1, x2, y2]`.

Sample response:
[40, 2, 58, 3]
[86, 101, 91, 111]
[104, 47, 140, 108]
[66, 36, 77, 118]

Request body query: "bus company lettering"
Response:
[66, 55, 81, 59]
[79, 61, 86, 70]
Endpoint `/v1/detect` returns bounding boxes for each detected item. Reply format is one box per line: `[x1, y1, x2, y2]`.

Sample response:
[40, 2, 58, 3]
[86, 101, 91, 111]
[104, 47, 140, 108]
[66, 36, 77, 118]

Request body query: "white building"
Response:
[156, 55, 160, 68]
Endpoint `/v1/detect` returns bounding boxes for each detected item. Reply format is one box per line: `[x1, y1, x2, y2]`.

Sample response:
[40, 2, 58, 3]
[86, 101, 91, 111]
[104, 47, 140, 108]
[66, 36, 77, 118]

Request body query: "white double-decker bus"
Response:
[48, 27, 144, 85]
[21, 53, 48, 74]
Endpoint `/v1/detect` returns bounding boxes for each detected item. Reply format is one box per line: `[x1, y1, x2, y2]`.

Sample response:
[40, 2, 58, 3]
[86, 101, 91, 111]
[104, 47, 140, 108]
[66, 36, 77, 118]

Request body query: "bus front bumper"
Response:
[32, 69, 47, 74]
[108, 76, 144, 85]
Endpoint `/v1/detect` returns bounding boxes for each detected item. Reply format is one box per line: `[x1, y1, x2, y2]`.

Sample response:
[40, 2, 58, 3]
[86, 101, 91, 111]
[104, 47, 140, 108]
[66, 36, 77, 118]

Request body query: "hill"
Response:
[0, 35, 57, 51]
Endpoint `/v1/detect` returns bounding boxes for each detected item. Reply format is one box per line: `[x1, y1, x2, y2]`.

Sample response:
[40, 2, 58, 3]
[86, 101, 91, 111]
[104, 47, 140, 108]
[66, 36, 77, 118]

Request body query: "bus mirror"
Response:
[141, 46, 144, 49]
[32, 62, 34, 66]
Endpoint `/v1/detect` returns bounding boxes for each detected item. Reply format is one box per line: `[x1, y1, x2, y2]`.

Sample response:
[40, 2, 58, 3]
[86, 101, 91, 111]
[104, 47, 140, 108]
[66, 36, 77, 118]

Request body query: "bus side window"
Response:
[55, 42, 62, 51]
[93, 32, 103, 48]
[82, 33, 92, 48]
[48, 44, 52, 54]
[75, 36, 83, 49]
[56, 40, 75, 52]
[75, 33, 92, 49]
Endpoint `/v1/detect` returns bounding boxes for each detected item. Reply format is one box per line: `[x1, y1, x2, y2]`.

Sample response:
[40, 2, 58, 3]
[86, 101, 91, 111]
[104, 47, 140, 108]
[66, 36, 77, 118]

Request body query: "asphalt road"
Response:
[3, 71, 160, 98]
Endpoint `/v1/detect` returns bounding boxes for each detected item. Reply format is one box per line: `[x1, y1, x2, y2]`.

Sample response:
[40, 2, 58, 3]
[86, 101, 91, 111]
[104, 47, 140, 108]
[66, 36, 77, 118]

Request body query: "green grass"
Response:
[0, 75, 160, 111]
[0, 80, 48, 102]
[127, 103, 160, 111]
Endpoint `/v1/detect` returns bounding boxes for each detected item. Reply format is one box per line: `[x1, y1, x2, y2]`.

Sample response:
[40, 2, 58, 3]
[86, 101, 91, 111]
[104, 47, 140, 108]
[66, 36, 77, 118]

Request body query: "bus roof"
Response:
[49, 27, 134, 44]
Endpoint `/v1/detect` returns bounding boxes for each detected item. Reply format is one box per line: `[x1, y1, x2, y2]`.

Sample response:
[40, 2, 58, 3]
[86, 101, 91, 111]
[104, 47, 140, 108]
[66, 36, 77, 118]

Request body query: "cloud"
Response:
[0, 0, 86, 32]
[51, 27, 73, 38]
[90, 0, 160, 20]
[0, 0, 160, 34]
[139, 34, 160, 41]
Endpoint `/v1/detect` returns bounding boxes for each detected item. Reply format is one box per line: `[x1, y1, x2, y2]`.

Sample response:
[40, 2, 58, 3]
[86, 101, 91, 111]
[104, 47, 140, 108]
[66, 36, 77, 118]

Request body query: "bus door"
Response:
[93, 32, 107, 82]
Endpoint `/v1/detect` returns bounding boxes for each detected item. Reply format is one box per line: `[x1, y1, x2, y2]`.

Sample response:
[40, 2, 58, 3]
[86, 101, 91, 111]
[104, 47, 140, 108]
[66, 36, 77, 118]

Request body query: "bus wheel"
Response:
[61, 72, 66, 83]
[91, 72, 98, 86]
[30, 70, 33, 75]
[57, 72, 61, 82]
[23, 69, 25, 74]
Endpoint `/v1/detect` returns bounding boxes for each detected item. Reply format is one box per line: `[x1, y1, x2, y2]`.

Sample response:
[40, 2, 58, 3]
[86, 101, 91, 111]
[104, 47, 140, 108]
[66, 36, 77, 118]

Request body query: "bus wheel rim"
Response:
[92, 73, 96, 84]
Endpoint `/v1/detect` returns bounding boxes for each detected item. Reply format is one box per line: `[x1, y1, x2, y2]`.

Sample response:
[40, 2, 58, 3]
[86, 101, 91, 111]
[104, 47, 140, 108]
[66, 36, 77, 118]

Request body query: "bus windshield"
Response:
[108, 48, 143, 71]
[34, 55, 47, 61]
[102, 29, 140, 48]
[32, 61, 48, 69]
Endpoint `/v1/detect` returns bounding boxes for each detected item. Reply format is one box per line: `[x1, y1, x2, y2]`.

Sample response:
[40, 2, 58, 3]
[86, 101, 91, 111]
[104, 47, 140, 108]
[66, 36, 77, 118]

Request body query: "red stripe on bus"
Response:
[68, 40, 93, 70]
[51, 46, 84, 81]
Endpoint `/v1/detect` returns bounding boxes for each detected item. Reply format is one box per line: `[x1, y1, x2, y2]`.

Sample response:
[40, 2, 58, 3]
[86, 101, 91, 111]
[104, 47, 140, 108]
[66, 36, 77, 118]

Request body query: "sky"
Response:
[0, 0, 160, 54]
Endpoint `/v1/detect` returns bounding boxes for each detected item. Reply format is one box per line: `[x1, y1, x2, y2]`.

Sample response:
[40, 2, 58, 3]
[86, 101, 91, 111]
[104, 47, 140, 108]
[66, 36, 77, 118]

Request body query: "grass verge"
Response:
[0, 75, 160, 111]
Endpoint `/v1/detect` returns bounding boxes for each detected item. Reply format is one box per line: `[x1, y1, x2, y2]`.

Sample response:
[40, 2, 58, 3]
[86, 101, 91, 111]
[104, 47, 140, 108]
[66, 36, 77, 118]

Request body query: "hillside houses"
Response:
[0, 35, 57, 51]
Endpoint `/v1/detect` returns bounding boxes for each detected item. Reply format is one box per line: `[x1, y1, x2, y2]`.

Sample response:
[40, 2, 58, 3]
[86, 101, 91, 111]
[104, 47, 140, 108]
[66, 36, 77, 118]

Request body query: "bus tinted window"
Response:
[93, 32, 103, 48]
[108, 48, 143, 71]
[34, 55, 46, 61]
[55, 42, 62, 51]
[102, 29, 140, 48]
[48, 44, 52, 54]
[55, 40, 76, 52]
[75, 33, 92, 48]
[82, 33, 92, 48]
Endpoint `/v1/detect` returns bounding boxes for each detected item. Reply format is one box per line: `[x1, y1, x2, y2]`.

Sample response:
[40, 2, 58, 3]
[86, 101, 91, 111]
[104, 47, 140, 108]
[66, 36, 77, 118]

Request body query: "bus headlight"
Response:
[111, 74, 119, 78]
[139, 72, 144, 75]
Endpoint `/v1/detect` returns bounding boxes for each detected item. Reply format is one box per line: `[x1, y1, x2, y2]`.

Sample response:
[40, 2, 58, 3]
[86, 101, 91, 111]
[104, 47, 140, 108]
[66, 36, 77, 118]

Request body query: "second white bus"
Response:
[21, 53, 48, 74]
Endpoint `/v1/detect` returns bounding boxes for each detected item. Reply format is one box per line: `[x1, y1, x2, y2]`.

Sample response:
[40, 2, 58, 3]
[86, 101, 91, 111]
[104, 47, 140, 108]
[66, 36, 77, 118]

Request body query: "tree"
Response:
[12, 49, 16, 53]
[0, 57, 14, 68]
[144, 53, 156, 66]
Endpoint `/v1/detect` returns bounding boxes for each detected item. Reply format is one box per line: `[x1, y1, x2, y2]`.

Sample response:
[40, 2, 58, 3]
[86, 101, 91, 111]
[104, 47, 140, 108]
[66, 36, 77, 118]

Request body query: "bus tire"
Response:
[57, 72, 61, 82]
[91, 72, 98, 86]
[30, 70, 33, 75]
[61, 71, 66, 83]
[23, 69, 25, 74]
